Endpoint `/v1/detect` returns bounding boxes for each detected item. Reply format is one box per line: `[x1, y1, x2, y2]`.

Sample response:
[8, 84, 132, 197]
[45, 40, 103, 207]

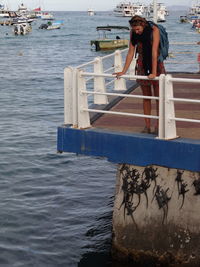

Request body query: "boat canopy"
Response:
[96, 26, 130, 31]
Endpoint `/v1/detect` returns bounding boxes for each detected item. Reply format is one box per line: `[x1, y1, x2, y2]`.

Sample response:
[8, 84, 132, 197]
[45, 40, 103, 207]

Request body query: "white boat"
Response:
[87, 8, 95, 16]
[113, 1, 148, 17]
[47, 25, 60, 30]
[17, 3, 38, 20]
[41, 12, 54, 20]
[148, 2, 168, 16]
[39, 21, 62, 30]
[134, 3, 148, 16]
[12, 16, 34, 24]
[157, 9, 166, 22]
[32, 7, 42, 18]
[158, 2, 168, 16]
[147, 2, 167, 22]
[0, 3, 9, 17]
[13, 22, 32, 35]
[188, 0, 200, 19]
[17, 3, 28, 15]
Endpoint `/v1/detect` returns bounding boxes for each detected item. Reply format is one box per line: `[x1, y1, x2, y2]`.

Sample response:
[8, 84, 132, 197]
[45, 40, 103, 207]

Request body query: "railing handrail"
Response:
[81, 90, 159, 100]
[76, 42, 200, 70]
[83, 108, 159, 120]
[64, 48, 200, 140]
[165, 62, 198, 64]
[169, 77, 200, 83]
[77, 60, 96, 69]
[80, 73, 200, 123]
[168, 97, 200, 104]
[77, 48, 128, 69]
[81, 72, 159, 80]
[169, 42, 200, 45]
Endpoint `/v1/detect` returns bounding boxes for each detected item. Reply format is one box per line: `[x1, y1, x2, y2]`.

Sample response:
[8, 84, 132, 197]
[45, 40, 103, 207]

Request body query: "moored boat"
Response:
[90, 25, 129, 51]
[0, 3, 9, 17]
[32, 7, 42, 18]
[180, 15, 189, 23]
[39, 20, 63, 30]
[113, 1, 148, 17]
[12, 16, 34, 24]
[87, 8, 95, 16]
[147, 2, 167, 22]
[41, 12, 54, 20]
[188, 0, 200, 19]
[13, 22, 32, 35]
[17, 3, 28, 16]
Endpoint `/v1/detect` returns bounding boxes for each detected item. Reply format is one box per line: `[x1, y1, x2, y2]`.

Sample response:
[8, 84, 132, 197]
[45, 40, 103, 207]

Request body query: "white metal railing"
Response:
[164, 75, 200, 139]
[166, 42, 200, 69]
[64, 48, 200, 140]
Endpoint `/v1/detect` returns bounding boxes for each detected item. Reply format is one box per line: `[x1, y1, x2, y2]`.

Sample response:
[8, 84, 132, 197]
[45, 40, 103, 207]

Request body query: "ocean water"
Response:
[0, 10, 199, 267]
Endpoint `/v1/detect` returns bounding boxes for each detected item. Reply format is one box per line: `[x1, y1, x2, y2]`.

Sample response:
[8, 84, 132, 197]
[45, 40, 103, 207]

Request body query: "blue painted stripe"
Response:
[57, 127, 200, 172]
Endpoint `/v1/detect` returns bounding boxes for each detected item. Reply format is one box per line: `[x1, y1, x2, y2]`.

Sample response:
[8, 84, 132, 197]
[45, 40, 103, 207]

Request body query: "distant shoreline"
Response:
[36, 8, 189, 12]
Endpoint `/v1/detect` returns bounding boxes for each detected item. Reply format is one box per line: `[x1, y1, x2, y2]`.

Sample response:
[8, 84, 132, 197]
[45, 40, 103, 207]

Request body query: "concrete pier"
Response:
[112, 164, 200, 266]
[57, 72, 200, 266]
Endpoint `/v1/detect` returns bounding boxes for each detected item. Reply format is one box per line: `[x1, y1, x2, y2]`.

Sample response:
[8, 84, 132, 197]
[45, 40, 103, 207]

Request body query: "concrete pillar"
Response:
[112, 164, 200, 266]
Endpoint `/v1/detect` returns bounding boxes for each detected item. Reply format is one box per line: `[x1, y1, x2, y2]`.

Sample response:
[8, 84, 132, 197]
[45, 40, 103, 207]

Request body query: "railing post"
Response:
[77, 69, 91, 129]
[93, 57, 108, 104]
[128, 59, 137, 78]
[72, 68, 78, 127]
[64, 67, 73, 125]
[64, 67, 78, 127]
[164, 74, 177, 139]
[158, 74, 165, 139]
[128, 47, 138, 79]
[114, 50, 127, 91]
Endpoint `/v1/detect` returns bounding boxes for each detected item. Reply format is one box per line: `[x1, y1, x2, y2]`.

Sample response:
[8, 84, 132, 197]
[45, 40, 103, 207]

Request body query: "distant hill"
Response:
[167, 5, 189, 11]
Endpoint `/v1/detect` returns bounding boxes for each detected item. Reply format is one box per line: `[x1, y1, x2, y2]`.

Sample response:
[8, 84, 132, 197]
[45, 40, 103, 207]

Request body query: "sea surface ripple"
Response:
[0, 10, 199, 267]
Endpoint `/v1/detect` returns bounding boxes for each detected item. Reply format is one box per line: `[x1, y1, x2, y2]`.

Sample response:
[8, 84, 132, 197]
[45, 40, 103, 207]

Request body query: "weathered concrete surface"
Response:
[112, 164, 200, 266]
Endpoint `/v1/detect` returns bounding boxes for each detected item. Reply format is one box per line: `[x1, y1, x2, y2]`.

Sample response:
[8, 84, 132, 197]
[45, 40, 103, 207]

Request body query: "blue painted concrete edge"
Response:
[57, 126, 200, 172]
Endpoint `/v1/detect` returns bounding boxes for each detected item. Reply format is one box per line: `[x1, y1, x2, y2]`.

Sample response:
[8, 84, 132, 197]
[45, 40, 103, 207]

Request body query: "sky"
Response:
[4, 0, 192, 11]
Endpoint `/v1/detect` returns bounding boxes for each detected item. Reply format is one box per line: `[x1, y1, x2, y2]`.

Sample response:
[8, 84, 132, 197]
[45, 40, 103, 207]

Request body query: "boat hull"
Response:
[47, 25, 60, 30]
[13, 23, 32, 35]
[91, 39, 129, 51]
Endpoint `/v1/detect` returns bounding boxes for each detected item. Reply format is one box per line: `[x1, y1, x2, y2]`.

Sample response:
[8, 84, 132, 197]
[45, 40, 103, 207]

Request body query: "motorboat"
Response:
[188, 1, 200, 20]
[157, 9, 166, 22]
[113, 1, 148, 17]
[148, 2, 168, 16]
[90, 25, 129, 51]
[188, 1, 200, 16]
[39, 24, 60, 30]
[32, 7, 42, 18]
[41, 12, 54, 20]
[39, 20, 63, 30]
[13, 22, 32, 35]
[87, 8, 95, 16]
[17, 3, 28, 16]
[0, 3, 9, 18]
[147, 2, 167, 22]
[180, 15, 189, 23]
[12, 16, 34, 24]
